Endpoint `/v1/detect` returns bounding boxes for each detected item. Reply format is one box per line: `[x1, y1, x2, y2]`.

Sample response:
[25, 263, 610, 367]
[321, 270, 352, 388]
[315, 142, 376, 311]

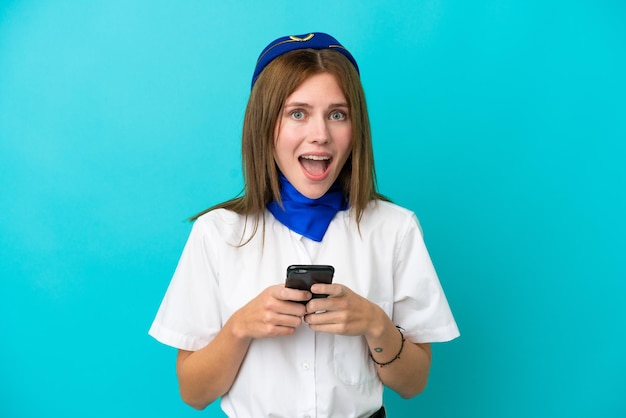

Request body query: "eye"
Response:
[329, 110, 347, 121]
[290, 110, 305, 120]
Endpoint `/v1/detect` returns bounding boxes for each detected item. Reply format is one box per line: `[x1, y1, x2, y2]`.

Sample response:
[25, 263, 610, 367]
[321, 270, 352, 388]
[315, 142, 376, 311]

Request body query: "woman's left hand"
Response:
[303, 283, 385, 338]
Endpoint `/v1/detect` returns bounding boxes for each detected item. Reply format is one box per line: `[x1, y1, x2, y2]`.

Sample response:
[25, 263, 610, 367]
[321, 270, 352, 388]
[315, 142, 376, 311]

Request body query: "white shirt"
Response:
[149, 200, 459, 418]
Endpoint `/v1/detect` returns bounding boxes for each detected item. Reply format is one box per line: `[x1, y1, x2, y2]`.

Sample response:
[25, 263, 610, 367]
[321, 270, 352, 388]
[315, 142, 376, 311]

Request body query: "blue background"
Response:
[1, 1, 624, 417]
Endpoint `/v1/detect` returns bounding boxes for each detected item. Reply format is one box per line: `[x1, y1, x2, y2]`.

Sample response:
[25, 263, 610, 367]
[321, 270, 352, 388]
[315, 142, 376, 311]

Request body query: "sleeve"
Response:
[392, 213, 460, 343]
[148, 217, 223, 351]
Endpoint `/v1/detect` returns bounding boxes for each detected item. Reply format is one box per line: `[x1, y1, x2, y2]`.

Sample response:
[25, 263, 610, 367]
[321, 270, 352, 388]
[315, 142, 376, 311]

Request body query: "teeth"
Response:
[301, 155, 330, 161]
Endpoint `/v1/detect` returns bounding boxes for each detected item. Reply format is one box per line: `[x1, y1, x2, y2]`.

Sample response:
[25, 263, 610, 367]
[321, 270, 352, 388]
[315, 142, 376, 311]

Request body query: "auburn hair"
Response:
[191, 48, 387, 241]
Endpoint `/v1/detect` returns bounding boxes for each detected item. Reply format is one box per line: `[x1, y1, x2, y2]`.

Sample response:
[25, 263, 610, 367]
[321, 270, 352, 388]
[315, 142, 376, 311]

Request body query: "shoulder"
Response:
[196, 208, 245, 226]
[365, 200, 415, 217]
[347, 200, 423, 237]
[193, 208, 257, 242]
[364, 200, 419, 227]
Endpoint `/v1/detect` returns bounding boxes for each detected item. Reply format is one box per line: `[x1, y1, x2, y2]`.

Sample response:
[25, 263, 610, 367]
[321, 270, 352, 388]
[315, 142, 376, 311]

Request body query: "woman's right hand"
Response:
[230, 284, 311, 340]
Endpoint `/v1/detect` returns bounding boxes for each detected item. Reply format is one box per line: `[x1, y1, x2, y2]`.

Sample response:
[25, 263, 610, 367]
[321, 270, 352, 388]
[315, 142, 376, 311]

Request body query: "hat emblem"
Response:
[289, 34, 314, 42]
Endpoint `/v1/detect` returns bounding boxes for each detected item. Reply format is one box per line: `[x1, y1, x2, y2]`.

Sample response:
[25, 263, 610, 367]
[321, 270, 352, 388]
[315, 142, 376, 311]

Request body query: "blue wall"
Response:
[1, 1, 624, 417]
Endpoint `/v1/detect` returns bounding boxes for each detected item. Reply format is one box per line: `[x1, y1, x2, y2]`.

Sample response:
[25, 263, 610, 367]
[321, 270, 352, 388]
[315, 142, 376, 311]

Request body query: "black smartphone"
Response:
[285, 265, 334, 301]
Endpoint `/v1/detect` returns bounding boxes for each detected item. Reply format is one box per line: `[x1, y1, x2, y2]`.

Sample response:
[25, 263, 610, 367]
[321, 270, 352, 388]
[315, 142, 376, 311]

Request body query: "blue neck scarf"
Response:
[267, 174, 348, 242]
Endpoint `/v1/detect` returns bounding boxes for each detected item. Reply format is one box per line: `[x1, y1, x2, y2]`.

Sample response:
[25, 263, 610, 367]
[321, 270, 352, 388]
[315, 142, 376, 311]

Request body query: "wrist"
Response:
[369, 326, 406, 367]
[365, 303, 391, 340]
[225, 310, 253, 343]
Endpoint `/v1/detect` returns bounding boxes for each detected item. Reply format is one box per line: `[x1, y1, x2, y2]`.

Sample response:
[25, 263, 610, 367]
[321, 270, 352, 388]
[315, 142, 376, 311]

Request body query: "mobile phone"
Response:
[285, 265, 334, 301]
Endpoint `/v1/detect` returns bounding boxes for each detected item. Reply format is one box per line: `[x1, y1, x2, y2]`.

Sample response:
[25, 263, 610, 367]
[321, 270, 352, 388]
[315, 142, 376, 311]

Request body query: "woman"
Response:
[149, 32, 459, 418]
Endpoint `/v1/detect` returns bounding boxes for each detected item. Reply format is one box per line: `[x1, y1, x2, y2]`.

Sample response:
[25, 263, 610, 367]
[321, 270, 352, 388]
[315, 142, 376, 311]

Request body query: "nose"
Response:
[308, 114, 330, 144]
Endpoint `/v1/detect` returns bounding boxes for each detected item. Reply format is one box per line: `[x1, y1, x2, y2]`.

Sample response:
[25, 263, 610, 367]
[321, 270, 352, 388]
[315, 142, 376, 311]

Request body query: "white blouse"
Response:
[149, 200, 459, 418]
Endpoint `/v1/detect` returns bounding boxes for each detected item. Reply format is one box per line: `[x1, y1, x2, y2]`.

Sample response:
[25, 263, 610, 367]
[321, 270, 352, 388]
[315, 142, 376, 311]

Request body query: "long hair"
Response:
[191, 48, 387, 241]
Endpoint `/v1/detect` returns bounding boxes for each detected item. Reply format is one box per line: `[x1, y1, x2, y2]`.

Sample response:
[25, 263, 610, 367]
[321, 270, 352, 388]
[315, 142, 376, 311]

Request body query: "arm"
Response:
[176, 285, 311, 410]
[176, 319, 251, 410]
[361, 307, 432, 398]
[304, 284, 432, 398]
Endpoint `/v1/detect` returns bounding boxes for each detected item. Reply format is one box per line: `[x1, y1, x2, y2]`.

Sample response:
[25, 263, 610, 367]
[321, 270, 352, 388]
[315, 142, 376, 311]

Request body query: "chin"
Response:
[300, 185, 331, 200]
[302, 190, 326, 199]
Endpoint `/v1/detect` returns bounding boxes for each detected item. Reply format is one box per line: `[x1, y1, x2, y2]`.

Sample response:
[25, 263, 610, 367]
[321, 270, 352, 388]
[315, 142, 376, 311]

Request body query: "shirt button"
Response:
[302, 362, 310, 371]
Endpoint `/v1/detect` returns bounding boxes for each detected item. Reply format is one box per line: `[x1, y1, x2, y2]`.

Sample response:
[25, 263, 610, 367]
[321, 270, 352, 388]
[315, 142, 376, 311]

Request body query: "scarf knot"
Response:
[267, 174, 348, 242]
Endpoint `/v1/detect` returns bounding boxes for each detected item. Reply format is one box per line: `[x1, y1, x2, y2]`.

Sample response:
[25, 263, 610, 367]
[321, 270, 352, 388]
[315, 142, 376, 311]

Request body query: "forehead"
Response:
[285, 72, 346, 102]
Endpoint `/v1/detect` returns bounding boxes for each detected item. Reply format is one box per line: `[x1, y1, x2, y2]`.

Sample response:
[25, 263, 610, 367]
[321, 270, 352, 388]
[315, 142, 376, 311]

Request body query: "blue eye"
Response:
[291, 111, 305, 120]
[330, 111, 347, 121]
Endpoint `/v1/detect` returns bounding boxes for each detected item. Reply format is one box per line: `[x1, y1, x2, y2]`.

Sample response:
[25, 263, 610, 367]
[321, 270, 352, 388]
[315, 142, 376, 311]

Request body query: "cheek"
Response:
[273, 139, 294, 173]
[338, 128, 353, 154]
[339, 136, 354, 167]
[275, 124, 303, 151]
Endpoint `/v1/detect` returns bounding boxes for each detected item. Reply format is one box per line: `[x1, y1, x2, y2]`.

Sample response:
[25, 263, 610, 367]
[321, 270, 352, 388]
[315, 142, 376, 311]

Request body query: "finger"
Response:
[276, 286, 312, 303]
[272, 312, 305, 329]
[304, 311, 350, 334]
[256, 304, 305, 327]
[268, 301, 306, 320]
[303, 310, 331, 325]
[305, 296, 332, 314]
[311, 283, 345, 298]
[255, 317, 303, 338]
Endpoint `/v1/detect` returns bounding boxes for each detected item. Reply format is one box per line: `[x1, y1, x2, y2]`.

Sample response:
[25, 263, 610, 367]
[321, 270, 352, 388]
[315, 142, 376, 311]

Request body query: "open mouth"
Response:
[299, 155, 331, 176]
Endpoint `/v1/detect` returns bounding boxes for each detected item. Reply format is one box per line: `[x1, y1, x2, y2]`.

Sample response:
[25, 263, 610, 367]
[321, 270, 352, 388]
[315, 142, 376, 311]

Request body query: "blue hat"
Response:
[251, 32, 359, 89]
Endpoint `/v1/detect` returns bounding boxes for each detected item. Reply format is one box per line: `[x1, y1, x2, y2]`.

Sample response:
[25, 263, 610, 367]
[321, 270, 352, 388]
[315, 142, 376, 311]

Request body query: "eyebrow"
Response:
[284, 101, 349, 109]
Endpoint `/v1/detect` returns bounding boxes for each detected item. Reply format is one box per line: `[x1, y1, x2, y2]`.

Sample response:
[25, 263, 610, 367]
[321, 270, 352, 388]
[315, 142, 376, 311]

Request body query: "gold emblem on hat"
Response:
[289, 33, 314, 42]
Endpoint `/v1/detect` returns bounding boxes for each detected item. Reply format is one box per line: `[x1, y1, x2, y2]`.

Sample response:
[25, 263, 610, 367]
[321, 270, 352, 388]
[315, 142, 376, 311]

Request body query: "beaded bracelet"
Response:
[369, 326, 406, 367]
